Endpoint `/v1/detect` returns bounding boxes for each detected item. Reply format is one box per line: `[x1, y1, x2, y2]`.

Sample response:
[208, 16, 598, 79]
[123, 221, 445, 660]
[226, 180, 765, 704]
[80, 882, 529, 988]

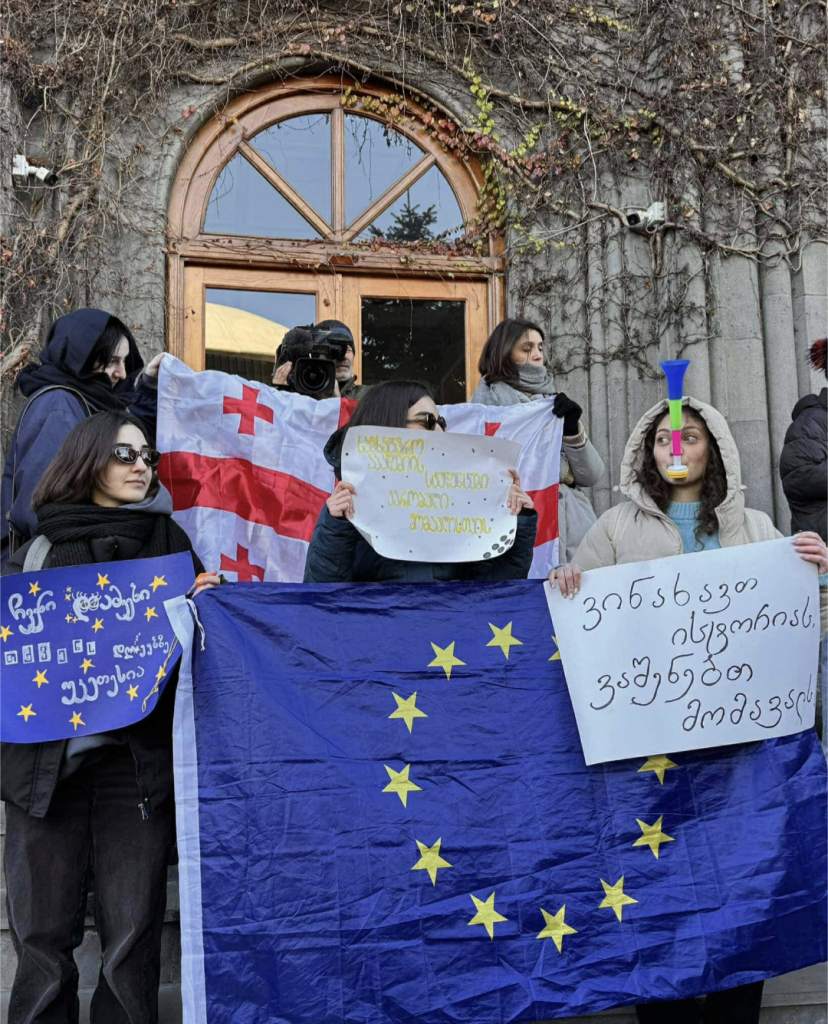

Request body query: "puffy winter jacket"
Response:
[574, 396, 781, 570]
[780, 388, 827, 542]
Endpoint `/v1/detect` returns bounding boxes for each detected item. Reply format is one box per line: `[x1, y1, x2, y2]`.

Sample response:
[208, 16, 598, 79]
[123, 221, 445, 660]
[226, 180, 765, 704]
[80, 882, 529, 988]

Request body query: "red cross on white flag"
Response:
[157, 357, 561, 582]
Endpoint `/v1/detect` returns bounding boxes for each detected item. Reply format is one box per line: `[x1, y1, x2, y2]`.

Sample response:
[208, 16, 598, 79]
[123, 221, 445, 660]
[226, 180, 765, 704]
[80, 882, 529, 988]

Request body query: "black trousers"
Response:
[636, 981, 764, 1023]
[4, 745, 174, 1024]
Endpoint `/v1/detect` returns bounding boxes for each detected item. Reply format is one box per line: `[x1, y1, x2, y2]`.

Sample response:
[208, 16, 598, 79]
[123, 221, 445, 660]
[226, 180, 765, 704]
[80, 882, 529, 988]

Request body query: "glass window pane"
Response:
[358, 165, 464, 242]
[360, 298, 466, 404]
[205, 288, 316, 385]
[345, 114, 424, 225]
[204, 154, 320, 239]
[251, 115, 331, 224]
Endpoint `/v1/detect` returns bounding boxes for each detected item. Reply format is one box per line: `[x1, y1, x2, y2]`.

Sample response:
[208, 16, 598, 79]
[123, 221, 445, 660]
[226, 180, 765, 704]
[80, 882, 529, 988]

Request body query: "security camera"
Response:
[12, 155, 58, 187]
[624, 202, 666, 235]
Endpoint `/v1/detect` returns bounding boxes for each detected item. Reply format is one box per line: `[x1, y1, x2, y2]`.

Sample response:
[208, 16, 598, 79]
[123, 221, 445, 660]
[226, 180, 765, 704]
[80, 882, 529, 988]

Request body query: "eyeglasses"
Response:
[406, 413, 447, 432]
[112, 445, 161, 468]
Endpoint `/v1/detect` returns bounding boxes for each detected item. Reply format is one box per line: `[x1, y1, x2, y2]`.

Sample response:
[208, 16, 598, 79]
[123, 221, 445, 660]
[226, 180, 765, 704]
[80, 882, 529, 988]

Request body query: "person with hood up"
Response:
[1, 308, 163, 569]
[303, 380, 538, 583]
[471, 317, 604, 561]
[548, 395, 827, 1024]
[2, 409, 219, 1024]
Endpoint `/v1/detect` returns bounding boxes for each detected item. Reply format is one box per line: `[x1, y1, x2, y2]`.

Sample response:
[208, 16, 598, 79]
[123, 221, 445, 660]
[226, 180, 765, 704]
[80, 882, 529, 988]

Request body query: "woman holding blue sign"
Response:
[2, 410, 218, 1024]
[549, 362, 827, 1023]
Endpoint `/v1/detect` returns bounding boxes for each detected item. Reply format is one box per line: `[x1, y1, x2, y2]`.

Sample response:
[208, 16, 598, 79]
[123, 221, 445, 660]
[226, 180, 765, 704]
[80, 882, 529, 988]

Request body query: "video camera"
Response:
[275, 323, 353, 399]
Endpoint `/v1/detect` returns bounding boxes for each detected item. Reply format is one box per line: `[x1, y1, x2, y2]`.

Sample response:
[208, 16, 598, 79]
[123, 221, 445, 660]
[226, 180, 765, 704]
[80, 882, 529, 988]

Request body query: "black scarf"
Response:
[36, 503, 195, 569]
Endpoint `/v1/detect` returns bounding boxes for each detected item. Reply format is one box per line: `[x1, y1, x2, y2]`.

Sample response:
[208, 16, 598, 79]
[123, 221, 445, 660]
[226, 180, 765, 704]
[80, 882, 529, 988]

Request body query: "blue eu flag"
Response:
[171, 581, 826, 1023]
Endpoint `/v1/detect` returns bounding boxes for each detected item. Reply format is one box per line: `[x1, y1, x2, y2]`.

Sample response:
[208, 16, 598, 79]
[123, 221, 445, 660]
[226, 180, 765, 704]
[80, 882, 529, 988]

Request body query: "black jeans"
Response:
[4, 745, 174, 1024]
[636, 981, 764, 1023]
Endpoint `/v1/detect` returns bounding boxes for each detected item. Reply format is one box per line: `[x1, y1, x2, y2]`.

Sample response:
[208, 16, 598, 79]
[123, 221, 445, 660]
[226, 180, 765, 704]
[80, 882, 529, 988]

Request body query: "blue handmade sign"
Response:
[1, 553, 194, 743]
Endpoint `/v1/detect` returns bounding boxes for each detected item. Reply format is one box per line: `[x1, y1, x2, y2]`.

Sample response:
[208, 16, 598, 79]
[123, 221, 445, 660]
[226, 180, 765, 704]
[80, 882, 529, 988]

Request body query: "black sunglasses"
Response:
[406, 412, 447, 432]
[112, 444, 161, 468]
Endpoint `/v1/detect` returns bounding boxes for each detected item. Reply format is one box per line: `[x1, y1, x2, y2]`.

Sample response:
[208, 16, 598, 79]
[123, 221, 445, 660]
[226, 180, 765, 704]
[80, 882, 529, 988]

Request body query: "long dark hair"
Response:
[80, 315, 132, 375]
[32, 410, 151, 510]
[347, 380, 434, 430]
[635, 407, 728, 541]
[477, 317, 545, 386]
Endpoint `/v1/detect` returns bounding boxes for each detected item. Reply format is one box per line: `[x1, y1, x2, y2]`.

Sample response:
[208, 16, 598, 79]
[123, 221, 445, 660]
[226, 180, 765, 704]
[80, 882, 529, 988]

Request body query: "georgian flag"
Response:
[157, 357, 562, 582]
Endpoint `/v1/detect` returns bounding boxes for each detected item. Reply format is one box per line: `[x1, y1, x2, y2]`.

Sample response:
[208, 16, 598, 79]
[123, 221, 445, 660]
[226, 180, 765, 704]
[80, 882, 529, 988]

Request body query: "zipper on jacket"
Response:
[127, 736, 149, 820]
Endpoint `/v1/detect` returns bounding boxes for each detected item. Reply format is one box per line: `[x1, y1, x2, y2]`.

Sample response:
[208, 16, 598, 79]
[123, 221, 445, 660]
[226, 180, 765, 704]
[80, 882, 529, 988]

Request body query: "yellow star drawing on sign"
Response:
[486, 622, 523, 659]
[389, 692, 427, 734]
[32, 669, 48, 688]
[599, 876, 638, 922]
[0, 624, 13, 642]
[468, 891, 508, 940]
[127, 684, 139, 701]
[144, 607, 158, 622]
[549, 635, 562, 661]
[382, 764, 422, 807]
[638, 755, 678, 785]
[411, 838, 452, 885]
[428, 641, 465, 680]
[80, 658, 94, 675]
[92, 618, 104, 633]
[69, 711, 86, 731]
[28, 580, 41, 596]
[65, 592, 72, 601]
[150, 575, 168, 593]
[96, 573, 110, 589]
[536, 905, 578, 953]
[65, 614, 73, 623]
[634, 816, 675, 859]
[17, 704, 36, 722]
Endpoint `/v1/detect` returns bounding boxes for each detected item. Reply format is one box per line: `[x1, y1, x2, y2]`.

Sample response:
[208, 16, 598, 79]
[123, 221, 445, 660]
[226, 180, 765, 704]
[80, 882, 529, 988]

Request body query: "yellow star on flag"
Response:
[17, 704, 36, 722]
[80, 658, 94, 674]
[486, 622, 523, 659]
[155, 665, 166, 685]
[428, 641, 465, 680]
[468, 891, 508, 939]
[599, 876, 638, 922]
[389, 692, 427, 734]
[28, 580, 41, 596]
[549, 635, 562, 661]
[92, 618, 104, 633]
[634, 816, 675, 859]
[127, 684, 139, 701]
[32, 669, 48, 688]
[536, 905, 578, 953]
[96, 573, 110, 589]
[638, 755, 678, 785]
[411, 838, 452, 885]
[69, 711, 85, 731]
[150, 575, 168, 593]
[0, 624, 12, 642]
[65, 592, 72, 601]
[144, 607, 158, 622]
[65, 614, 73, 623]
[382, 764, 422, 807]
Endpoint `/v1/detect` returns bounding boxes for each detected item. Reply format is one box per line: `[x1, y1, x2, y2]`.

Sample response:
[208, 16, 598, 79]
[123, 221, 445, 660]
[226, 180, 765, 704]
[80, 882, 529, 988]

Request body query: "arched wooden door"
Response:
[167, 77, 504, 402]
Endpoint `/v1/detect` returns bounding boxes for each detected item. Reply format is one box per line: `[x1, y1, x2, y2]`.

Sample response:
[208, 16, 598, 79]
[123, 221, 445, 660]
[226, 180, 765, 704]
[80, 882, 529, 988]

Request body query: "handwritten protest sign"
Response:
[545, 538, 820, 765]
[342, 426, 522, 563]
[1, 553, 194, 743]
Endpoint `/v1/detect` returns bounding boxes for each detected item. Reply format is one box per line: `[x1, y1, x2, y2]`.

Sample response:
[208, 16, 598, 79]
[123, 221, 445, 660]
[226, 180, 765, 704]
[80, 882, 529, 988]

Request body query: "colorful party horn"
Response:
[660, 359, 690, 479]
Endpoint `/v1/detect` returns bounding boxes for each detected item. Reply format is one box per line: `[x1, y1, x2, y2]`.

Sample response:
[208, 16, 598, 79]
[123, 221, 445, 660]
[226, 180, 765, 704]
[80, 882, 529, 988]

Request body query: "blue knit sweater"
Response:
[666, 501, 722, 554]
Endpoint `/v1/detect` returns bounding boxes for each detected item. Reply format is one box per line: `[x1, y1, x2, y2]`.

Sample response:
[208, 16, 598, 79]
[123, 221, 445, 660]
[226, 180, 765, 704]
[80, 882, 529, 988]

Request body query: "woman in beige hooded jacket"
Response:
[549, 395, 827, 1024]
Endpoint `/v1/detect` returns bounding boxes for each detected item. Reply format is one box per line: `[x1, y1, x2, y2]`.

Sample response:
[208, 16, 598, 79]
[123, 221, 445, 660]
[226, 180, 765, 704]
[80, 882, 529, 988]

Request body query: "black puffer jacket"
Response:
[303, 428, 538, 583]
[780, 388, 827, 541]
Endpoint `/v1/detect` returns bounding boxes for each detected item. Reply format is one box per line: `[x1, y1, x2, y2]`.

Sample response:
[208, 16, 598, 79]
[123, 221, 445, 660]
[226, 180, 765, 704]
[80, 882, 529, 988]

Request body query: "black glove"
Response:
[552, 392, 582, 436]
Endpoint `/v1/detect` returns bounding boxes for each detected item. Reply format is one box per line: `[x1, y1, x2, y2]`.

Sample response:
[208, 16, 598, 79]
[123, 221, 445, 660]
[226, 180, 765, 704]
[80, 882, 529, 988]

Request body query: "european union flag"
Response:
[170, 582, 827, 1023]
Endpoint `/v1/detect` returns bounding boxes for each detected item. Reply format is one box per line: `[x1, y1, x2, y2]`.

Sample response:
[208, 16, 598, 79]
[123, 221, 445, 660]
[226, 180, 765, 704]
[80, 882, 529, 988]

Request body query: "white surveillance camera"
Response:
[12, 155, 58, 187]
[624, 202, 666, 235]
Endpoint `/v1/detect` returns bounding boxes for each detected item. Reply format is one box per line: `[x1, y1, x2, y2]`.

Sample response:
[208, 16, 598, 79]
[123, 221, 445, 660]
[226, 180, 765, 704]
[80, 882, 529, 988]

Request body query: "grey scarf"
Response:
[471, 364, 557, 406]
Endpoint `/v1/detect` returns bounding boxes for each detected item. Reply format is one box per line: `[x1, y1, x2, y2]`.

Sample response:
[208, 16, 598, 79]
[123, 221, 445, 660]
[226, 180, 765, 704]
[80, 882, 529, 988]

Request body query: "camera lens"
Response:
[294, 356, 336, 397]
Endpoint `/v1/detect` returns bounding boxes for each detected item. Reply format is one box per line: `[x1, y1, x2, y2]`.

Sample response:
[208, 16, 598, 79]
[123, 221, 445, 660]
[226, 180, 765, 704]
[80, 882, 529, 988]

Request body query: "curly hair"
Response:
[634, 407, 728, 544]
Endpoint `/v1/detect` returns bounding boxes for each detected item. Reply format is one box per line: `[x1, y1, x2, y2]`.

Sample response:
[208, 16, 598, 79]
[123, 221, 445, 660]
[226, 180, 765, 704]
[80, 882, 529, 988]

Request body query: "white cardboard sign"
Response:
[545, 538, 820, 765]
[341, 426, 522, 563]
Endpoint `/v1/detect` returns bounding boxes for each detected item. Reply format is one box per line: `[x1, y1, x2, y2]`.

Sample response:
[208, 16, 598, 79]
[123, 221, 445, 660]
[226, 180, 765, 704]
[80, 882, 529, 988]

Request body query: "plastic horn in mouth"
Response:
[660, 359, 690, 479]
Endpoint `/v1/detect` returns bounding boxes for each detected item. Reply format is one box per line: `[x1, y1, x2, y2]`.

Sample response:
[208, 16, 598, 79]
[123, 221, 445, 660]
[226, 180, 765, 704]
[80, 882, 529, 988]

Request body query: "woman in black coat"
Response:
[780, 339, 827, 542]
[303, 380, 538, 583]
[2, 410, 217, 1024]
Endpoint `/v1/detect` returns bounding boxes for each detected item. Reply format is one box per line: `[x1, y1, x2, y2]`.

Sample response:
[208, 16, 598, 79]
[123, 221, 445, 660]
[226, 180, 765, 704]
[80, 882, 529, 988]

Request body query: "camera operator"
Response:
[313, 320, 370, 401]
[272, 321, 370, 401]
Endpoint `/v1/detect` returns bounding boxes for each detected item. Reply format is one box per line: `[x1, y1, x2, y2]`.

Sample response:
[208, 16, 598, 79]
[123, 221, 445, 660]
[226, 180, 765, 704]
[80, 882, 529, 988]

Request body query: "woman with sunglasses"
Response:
[472, 317, 605, 561]
[303, 380, 538, 583]
[2, 410, 219, 1024]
